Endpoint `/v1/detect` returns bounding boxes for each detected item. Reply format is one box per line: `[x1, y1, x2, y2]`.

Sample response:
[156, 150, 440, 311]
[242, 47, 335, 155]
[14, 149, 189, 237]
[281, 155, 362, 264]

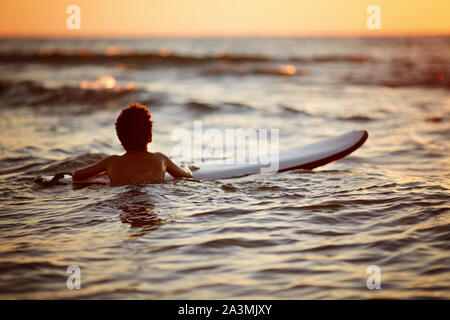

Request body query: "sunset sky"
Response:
[0, 0, 449, 37]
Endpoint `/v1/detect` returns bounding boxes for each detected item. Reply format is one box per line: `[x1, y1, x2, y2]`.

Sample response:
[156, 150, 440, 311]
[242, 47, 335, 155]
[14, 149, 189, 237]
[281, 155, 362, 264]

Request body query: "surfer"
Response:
[72, 103, 192, 185]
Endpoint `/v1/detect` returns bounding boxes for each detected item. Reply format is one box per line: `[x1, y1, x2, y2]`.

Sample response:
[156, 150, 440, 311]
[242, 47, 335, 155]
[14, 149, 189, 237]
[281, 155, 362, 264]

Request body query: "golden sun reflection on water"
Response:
[79, 76, 116, 90]
[159, 48, 171, 57]
[78, 76, 136, 91]
[280, 64, 296, 75]
[105, 46, 120, 56]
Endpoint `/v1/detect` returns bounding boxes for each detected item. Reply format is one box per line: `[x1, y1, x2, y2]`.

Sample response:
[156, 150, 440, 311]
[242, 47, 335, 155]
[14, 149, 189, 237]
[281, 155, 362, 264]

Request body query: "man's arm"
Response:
[72, 156, 112, 181]
[159, 153, 192, 179]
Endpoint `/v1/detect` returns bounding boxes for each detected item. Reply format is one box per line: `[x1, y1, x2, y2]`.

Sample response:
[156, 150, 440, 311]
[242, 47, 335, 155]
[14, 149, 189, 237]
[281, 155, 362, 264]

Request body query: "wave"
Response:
[352, 78, 450, 90]
[344, 70, 450, 90]
[291, 55, 372, 63]
[0, 50, 373, 67]
[336, 115, 374, 122]
[280, 105, 317, 117]
[183, 100, 252, 113]
[185, 100, 219, 112]
[0, 79, 254, 113]
[2, 50, 447, 89]
[279, 105, 375, 122]
[203, 64, 308, 77]
[0, 79, 165, 109]
[0, 50, 269, 66]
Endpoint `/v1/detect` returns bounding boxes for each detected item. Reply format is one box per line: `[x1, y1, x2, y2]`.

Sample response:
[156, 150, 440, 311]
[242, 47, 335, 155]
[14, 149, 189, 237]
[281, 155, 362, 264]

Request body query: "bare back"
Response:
[72, 151, 192, 186]
[107, 152, 166, 185]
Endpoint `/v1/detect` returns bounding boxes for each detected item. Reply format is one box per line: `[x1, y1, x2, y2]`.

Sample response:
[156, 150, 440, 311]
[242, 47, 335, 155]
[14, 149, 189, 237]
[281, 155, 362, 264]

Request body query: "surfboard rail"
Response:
[278, 130, 368, 171]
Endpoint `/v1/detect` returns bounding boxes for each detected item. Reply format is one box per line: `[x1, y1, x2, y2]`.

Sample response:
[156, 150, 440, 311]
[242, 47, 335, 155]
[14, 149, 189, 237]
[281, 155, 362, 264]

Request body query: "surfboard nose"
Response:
[361, 130, 369, 144]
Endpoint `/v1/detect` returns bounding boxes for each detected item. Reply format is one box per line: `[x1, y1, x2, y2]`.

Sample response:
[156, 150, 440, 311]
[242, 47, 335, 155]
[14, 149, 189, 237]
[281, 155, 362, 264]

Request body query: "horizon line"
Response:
[1, 31, 449, 39]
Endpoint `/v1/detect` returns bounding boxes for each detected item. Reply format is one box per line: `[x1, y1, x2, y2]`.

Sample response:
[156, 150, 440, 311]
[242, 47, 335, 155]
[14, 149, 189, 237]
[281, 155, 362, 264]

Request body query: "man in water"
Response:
[73, 102, 192, 185]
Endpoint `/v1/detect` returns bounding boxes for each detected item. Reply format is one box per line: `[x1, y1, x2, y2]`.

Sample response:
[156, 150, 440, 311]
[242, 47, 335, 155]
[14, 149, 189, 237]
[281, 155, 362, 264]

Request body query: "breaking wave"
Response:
[0, 79, 165, 108]
[0, 50, 373, 67]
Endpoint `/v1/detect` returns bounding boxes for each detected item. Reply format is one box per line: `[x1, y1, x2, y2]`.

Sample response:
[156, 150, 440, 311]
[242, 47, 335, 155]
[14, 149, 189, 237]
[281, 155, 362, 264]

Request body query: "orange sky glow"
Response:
[0, 0, 449, 37]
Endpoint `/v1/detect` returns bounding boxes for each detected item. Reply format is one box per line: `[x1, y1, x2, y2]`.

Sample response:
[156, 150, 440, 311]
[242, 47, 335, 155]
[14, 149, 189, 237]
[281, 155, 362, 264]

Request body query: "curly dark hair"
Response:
[115, 103, 153, 151]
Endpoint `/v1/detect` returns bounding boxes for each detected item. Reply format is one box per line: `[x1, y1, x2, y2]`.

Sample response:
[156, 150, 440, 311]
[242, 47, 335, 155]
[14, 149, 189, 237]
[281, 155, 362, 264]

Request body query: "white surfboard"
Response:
[37, 130, 367, 185]
[188, 130, 368, 180]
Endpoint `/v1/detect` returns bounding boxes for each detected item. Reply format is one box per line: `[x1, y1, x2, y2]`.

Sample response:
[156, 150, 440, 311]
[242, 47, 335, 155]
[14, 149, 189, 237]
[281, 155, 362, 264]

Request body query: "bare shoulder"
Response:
[152, 152, 168, 161]
[105, 154, 121, 163]
[152, 152, 192, 178]
[99, 155, 121, 169]
[150, 152, 176, 170]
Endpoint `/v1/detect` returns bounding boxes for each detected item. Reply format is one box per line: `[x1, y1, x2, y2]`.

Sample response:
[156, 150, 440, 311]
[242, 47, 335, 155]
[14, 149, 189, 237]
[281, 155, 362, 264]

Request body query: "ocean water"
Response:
[0, 37, 449, 299]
